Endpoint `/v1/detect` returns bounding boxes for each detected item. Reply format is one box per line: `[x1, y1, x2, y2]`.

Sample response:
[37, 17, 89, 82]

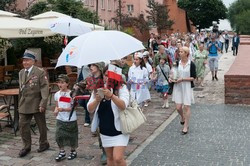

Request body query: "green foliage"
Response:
[235, 10, 250, 34]
[113, 3, 149, 33]
[27, 0, 98, 24]
[228, 0, 250, 34]
[178, 0, 227, 30]
[50, 0, 98, 23]
[0, 0, 15, 10]
[27, 1, 50, 17]
[133, 14, 150, 33]
[10, 36, 63, 60]
[146, 0, 174, 34]
[123, 27, 135, 36]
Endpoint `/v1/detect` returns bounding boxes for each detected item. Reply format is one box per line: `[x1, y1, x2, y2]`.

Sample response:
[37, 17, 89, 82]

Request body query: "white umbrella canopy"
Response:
[0, 16, 54, 38]
[31, 11, 69, 20]
[31, 10, 104, 34]
[0, 10, 18, 17]
[49, 17, 92, 36]
[56, 30, 145, 68]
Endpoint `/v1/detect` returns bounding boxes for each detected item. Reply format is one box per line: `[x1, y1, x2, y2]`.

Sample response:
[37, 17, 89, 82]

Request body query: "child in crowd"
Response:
[53, 74, 78, 162]
[128, 52, 151, 107]
[156, 56, 171, 108]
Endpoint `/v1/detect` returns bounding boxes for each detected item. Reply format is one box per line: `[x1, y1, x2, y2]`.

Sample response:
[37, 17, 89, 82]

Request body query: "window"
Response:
[84, 0, 89, 6]
[114, 0, 117, 11]
[127, 5, 134, 13]
[101, 0, 105, 9]
[107, 0, 111, 11]
[90, 0, 94, 6]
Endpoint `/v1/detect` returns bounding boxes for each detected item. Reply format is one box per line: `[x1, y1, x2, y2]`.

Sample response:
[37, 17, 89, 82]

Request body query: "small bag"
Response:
[159, 65, 173, 95]
[167, 82, 174, 95]
[120, 100, 147, 134]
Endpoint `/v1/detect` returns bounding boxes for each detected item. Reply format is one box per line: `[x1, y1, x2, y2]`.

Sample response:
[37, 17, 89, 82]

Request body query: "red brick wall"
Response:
[163, 0, 196, 34]
[225, 36, 250, 105]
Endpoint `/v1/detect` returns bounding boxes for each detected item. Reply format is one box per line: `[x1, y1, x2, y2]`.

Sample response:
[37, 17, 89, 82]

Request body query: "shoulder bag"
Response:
[120, 100, 147, 134]
[159, 65, 173, 95]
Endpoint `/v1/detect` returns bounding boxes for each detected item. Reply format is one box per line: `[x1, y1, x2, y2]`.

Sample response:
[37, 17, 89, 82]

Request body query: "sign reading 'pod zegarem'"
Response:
[19, 28, 44, 36]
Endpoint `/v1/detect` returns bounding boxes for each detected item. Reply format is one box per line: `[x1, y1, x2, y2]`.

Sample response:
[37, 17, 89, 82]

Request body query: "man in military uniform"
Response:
[18, 50, 50, 157]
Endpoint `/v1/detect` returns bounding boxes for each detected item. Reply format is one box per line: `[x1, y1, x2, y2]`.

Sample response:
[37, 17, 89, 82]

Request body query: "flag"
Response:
[108, 64, 122, 82]
[64, 36, 68, 46]
[59, 96, 71, 103]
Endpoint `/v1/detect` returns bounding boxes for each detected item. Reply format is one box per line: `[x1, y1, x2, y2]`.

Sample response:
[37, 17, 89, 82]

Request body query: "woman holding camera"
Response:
[87, 65, 130, 166]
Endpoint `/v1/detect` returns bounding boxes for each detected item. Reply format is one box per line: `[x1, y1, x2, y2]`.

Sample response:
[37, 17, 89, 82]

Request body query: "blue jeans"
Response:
[78, 99, 90, 123]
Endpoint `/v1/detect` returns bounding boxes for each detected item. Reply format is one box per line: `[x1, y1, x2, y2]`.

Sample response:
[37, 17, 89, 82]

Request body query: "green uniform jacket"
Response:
[18, 66, 49, 114]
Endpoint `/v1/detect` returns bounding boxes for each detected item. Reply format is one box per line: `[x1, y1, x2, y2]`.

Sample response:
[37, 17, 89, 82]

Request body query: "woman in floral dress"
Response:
[194, 44, 208, 86]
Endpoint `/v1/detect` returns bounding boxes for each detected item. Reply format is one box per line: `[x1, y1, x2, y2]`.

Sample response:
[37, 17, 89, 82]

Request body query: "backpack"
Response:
[208, 41, 218, 54]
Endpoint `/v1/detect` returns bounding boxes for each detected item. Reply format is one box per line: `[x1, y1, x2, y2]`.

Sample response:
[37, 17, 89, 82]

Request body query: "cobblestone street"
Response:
[0, 51, 247, 166]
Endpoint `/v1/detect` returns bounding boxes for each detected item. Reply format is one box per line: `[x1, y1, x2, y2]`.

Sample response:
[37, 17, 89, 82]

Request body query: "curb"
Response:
[126, 110, 178, 165]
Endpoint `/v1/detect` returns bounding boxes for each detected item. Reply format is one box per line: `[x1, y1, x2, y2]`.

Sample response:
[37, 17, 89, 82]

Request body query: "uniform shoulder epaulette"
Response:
[37, 67, 45, 71]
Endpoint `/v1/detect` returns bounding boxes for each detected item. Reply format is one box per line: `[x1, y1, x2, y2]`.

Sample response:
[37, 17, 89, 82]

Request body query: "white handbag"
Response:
[120, 100, 147, 134]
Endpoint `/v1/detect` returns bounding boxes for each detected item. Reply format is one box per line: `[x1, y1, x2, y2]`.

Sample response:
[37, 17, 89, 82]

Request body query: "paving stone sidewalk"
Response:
[130, 104, 250, 166]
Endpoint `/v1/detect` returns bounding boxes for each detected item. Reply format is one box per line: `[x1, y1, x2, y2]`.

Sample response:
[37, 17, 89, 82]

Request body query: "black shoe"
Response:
[68, 150, 77, 160]
[215, 76, 218, 81]
[55, 150, 66, 162]
[180, 121, 185, 125]
[37, 143, 50, 153]
[181, 130, 188, 135]
[212, 77, 215, 81]
[19, 148, 31, 157]
[181, 127, 189, 135]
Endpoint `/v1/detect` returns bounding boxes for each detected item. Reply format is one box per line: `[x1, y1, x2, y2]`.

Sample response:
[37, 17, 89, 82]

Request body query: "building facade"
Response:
[82, 0, 119, 29]
[16, 0, 36, 11]
[16, 0, 195, 39]
[83, 0, 195, 34]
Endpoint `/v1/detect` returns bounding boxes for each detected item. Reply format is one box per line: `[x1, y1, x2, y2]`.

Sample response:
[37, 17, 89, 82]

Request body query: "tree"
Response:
[27, 0, 98, 24]
[112, 4, 149, 33]
[27, 1, 50, 17]
[178, 0, 227, 31]
[235, 10, 250, 34]
[146, 0, 174, 35]
[228, 0, 250, 34]
[0, 0, 15, 10]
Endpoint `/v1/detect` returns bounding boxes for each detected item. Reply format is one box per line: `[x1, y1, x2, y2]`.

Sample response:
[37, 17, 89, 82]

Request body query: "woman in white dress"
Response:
[143, 51, 153, 107]
[171, 46, 196, 135]
[128, 52, 151, 106]
[87, 65, 130, 166]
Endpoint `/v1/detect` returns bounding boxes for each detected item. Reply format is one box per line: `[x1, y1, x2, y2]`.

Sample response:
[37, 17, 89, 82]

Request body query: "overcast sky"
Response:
[222, 0, 236, 7]
[210, 0, 237, 31]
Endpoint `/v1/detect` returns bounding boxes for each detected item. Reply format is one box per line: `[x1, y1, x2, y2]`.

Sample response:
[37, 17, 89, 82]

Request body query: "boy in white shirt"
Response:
[54, 74, 78, 162]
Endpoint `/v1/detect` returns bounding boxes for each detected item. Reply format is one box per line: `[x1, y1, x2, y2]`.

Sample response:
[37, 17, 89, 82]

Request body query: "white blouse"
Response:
[87, 85, 130, 132]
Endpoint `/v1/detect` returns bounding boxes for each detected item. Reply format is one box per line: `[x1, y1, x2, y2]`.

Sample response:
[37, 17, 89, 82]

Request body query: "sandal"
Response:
[68, 150, 77, 160]
[55, 150, 66, 162]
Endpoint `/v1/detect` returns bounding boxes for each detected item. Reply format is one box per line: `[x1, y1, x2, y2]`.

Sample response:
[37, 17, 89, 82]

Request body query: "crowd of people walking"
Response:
[16, 29, 238, 166]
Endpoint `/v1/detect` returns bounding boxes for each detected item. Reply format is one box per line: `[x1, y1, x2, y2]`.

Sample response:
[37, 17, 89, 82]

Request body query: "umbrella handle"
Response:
[68, 100, 77, 121]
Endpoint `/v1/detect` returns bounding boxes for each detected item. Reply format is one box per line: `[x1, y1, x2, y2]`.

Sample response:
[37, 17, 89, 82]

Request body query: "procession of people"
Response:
[0, 29, 237, 166]
[0, 22, 239, 166]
